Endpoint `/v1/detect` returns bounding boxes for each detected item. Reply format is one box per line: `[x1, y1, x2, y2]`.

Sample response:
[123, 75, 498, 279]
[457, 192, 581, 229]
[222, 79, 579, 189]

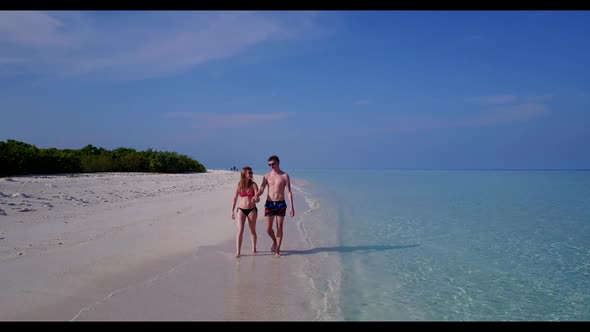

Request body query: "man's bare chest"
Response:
[268, 176, 286, 187]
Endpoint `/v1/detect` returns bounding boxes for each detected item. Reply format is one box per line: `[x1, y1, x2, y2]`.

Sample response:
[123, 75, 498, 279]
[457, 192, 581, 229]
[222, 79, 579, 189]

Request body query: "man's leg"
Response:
[275, 216, 285, 256]
[266, 215, 278, 252]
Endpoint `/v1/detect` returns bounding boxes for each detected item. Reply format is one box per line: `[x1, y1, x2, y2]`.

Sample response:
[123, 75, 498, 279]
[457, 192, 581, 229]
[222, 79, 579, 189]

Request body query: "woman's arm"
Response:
[231, 186, 239, 219]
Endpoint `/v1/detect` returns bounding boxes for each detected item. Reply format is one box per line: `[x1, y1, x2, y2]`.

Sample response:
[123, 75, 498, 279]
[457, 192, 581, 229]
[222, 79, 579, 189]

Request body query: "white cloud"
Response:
[0, 11, 69, 47]
[526, 94, 554, 103]
[0, 11, 323, 80]
[455, 103, 549, 127]
[471, 94, 518, 105]
[387, 102, 550, 133]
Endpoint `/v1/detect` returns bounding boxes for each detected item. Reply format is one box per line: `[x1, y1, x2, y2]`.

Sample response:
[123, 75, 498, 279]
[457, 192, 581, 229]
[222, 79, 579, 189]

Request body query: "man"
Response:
[255, 155, 295, 256]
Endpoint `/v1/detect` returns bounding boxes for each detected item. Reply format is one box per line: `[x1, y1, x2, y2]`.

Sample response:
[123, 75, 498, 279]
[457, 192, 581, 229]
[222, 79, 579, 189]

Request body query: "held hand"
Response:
[290, 209, 295, 217]
[254, 196, 260, 203]
[231, 211, 235, 220]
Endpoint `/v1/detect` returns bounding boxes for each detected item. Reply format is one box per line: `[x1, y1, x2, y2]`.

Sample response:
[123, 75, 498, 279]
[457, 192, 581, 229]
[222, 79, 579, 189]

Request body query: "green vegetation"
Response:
[0, 139, 206, 177]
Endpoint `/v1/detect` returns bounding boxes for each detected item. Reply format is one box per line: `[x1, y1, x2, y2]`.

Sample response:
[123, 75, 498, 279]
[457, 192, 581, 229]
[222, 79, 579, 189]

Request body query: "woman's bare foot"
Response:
[251, 249, 257, 254]
[235, 252, 241, 258]
[271, 243, 276, 253]
[275, 251, 281, 256]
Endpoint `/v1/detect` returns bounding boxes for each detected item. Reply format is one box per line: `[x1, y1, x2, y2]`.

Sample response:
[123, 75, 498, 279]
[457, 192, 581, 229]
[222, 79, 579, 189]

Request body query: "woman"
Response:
[231, 166, 259, 258]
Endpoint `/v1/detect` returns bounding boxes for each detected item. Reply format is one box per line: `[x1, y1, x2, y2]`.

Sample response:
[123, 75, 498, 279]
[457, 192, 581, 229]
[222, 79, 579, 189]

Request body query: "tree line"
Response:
[0, 139, 206, 177]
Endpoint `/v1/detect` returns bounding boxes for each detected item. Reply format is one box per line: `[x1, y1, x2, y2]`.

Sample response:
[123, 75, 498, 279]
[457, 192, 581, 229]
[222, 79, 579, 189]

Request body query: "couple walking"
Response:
[230, 155, 294, 258]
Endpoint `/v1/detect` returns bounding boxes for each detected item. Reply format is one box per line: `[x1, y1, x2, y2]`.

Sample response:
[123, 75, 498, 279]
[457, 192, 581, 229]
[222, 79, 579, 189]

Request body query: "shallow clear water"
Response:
[289, 169, 590, 321]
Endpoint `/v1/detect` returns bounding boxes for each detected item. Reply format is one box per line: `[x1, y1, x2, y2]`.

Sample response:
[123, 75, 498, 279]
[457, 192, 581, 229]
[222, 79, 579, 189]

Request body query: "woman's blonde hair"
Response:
[238, 166, 253, 193]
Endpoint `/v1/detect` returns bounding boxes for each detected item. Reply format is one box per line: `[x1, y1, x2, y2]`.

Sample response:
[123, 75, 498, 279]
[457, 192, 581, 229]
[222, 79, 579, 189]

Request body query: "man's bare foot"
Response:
[252, 249, 257, 254]
[275, 251, 281, 256]
[235, 252, 241, 258]
[271, 243, 276, 253]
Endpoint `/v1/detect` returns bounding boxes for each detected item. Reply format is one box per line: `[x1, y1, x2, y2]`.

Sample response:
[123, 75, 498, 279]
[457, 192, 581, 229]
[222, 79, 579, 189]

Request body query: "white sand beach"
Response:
[0, 170, 318, 321]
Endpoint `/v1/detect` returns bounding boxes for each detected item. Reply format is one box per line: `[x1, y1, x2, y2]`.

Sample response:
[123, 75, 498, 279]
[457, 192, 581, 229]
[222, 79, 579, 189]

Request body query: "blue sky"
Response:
[1, 11, 589, 170]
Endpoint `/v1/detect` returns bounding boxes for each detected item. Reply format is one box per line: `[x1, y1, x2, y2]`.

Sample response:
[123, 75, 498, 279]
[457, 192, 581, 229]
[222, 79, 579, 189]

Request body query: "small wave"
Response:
[303, 197, 320, 215]
[293, 185, 320, 215]
[11, 193, 32, 198]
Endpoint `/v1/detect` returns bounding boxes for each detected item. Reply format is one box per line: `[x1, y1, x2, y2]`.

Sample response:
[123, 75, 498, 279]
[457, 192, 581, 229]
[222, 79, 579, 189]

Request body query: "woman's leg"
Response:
[247, 209, 258, 253]
[235, 209, 247, 257]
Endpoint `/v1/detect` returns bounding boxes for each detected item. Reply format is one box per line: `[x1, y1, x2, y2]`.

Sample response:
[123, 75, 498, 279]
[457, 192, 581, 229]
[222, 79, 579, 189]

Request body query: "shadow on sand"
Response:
[284, 244, 420, 256]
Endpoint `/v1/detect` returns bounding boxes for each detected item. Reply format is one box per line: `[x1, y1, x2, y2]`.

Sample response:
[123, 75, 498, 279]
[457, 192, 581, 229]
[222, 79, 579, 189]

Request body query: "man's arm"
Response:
[253, 182, 260, 203]
[286, 174, 295, 217]
[256, 175, 267, 199]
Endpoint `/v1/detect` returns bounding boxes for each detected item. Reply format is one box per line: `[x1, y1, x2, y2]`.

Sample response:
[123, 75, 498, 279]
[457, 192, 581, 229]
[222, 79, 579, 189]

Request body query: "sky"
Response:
[1, 11, 589, 170]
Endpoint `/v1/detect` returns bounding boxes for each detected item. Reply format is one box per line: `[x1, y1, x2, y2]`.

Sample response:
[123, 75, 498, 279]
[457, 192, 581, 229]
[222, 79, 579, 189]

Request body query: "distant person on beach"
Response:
[255, 155, 295, 256]
[230, 166, 260, 258]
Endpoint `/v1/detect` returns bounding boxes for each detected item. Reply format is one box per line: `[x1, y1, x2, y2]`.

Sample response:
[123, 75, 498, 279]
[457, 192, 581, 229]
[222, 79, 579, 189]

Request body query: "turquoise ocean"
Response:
[284, 169, 590, 321]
